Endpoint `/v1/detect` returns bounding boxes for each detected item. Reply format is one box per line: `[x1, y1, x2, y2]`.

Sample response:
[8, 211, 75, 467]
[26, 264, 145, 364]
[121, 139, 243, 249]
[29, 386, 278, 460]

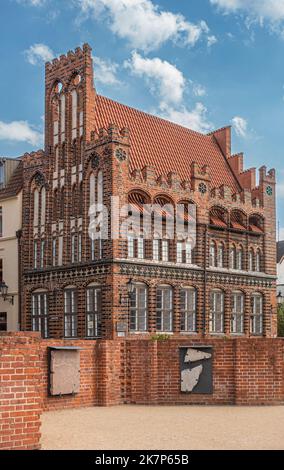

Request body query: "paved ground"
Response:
[41, 405, 284, 450]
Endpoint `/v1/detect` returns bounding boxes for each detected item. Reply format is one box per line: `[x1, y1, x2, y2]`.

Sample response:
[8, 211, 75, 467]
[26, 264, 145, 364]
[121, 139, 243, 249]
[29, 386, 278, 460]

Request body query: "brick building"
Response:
[19, 44, 277, 340]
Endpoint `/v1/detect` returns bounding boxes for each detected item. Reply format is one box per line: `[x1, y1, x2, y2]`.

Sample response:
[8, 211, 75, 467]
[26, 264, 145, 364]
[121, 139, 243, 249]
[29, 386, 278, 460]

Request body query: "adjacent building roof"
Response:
[95, 95, 241, 193]
[0, 161, 23, 200]
[277, 241, 284, 264]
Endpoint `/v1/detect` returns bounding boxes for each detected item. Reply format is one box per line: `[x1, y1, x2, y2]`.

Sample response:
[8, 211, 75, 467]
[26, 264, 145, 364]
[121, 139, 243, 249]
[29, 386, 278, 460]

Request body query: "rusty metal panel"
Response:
[49, 348, 80, 396]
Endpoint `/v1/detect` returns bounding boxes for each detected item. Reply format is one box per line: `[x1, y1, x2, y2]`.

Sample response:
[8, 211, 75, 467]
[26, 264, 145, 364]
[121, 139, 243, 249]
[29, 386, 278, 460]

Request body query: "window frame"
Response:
[64, 288, 78, 338]
[31, 291, 49, 338]
[250, 293, 264, 336]
[86, 286, 102, 338]
[156, 286, 173, 333]
[231, 291, 245, 335]
[129, 283, 148, 333]
[210, 289, 225, 334]
[180, 287, 197, 333]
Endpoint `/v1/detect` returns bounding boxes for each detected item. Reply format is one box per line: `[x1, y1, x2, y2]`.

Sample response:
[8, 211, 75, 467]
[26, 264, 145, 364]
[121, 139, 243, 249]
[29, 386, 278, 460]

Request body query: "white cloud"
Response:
[77, 0, 215, 52]
[210, 0, 284, 35]
[93, 56, 121, 85]
[159, 103, 213, 134]
[0, 120, 43, 146]
[17, 0, 46, 6]
[193, 83, 206, 97]
[124, 52, 185, 105]
[207, 35, 218, 47]
[24, 43, 54, 65]
[231, 116, 248, 138]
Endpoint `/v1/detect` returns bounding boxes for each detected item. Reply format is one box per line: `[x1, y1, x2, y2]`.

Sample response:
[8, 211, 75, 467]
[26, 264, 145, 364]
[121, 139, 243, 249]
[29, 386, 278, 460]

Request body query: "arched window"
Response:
[97, 170, 103, 205]
[256, 249, 262, 272]
[231, 210, 247, 230]
[230, 245, 237, 270]
[251, 293, 263, 335]
[60, 187, 64, 220]
[78, 182, 83, 216]
[129, 283, 148, 332]
[33, 239, 38, 269]
[31, 290, 48, 338]
[64, 287, 78, 338]
[71, 230, 76, 263]
[58, 231, 63, 266]
[209, 241, 217, 267]
[89, 173, 96, 206]
[71, 184, 77, 217]
[236, 246, 244, 270]
[156, 285, 173, 332]
[127, 231, 135, 259]
[180, 287, 197, 333]
[217, 243, 225, 268]
[52, 235, 57, 267]
[162, 238, 169, 262]
[54, 146, 59, 173]
[249, 214, 264, 233]
[153, 234, 160, 261]
[137, 233, 145, 260]
[40, 238, 45, 268]
[53, 189, 58, 221]
[33, 188, 39, 227]
[249, 248, 254, 271]
[231, 291, 244, 334]
[60, 93, 66, 142]
[71, 89, 78, 140]
[72, 139, 77, 166]
[210, 206, 228, 228]
[40, 187, 46, 228]
[210, 289, 224, 334]
[78, 229, 82, 262]
[86, 284, 102, 338]
[61, 143, 66, 169]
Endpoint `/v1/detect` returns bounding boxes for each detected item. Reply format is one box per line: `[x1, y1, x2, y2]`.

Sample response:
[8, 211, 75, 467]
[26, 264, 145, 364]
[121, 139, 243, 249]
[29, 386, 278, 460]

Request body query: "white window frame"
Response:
[86, 286, 102, 338]
[251, 293, 263, 336]
[64, 288, 77, 338]
[31, 291, 48, 338]
[180, 287, 197, 333]
[162, 240, 169, 262]
[210, 290, 224, 334]
[130, 284, 148, 333]
[231, 291, 244, 334]
[156, 286, 173, 332]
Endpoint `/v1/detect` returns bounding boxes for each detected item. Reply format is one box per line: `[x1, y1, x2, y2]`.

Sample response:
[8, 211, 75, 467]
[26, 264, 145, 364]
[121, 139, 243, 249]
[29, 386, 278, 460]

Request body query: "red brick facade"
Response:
[18, 44, 277, 340]
[1, 332, 284, 450]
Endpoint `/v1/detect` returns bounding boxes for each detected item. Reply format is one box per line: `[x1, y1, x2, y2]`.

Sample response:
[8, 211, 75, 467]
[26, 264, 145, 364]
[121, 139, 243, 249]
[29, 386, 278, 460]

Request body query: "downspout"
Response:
[16, 229, 22, 331]
[203, 224, 208, 337]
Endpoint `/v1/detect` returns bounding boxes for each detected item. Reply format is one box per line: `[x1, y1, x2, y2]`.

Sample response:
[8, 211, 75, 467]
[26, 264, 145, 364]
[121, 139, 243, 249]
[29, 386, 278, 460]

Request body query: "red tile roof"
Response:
[95, 95, 241, 192]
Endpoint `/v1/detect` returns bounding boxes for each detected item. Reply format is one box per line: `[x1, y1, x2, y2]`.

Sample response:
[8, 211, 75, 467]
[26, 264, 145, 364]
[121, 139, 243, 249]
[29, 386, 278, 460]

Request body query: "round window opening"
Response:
[199, 182, 207, 195]
[266, 186, 273, 196]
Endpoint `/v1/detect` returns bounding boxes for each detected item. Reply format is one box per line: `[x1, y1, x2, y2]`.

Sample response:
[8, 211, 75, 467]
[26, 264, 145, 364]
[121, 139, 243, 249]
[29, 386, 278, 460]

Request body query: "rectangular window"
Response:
[58, 235, 63, 266]
[0, 313, 7, 331]
[31, 293, 48, 338]
[210, 290, 224, 334]
[231, 292, 244, 334]
[52, 238, 57, 267]
[71, 233, 76, 263]
[40, 239, 45, 268]
[64, 289, 77, 338]
[162, 240, 169, 262]
[86, 287, 102, 337]
[130, 284, 148, 332]
[98, 239, 103, 260]
[33, 241, 38, 269]
[156, 287, 173, 332]
[0, 207, 2, 237]
[128, 235, 134, 258]
[251, 294, 263, 335]
[78, 232, 82, 262]
[185, 241, 192, 264]
[137, 237, 144, 259]
[176, 241, 183, 263]
[91, 238, 95, 261]
[153, 239, 160, 261]
[180, 288, 197, 332]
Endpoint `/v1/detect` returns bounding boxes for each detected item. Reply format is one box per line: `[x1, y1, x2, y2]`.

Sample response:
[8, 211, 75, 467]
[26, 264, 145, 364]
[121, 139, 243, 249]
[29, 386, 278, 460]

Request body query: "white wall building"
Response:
[277, 241, 284, 304]
[0, 158, 22, 331]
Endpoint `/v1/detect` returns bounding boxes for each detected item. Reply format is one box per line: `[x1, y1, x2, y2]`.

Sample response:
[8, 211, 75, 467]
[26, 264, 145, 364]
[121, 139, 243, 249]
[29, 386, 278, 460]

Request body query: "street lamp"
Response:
[0, 281, 14, 305]
[277, 292, 283, 305]
[126, 278, 135, 296]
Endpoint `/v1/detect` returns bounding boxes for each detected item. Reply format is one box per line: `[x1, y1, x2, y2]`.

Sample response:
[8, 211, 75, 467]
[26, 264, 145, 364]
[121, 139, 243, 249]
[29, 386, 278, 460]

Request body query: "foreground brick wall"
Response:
[0, 333, 42, 450]
[1, 333, 284, 450]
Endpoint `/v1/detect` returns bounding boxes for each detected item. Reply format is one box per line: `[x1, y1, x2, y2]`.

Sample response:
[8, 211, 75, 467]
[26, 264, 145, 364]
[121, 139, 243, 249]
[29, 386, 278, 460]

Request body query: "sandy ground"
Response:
[41, 405, 284, 450]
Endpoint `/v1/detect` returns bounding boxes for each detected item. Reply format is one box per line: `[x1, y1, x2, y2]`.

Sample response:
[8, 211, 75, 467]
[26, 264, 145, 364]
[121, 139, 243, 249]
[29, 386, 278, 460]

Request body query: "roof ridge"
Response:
[97, 94, 212, 138]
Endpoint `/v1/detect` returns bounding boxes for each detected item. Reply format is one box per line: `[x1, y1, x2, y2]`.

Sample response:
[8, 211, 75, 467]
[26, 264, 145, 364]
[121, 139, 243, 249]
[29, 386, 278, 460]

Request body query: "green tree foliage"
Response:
[278, 303, 284, 337]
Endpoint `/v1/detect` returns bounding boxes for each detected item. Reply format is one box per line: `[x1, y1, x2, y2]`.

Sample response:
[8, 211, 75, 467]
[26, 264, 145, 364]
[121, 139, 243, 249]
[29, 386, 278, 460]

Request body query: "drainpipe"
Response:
[203, 224, 208, 337]
[16, 229, 22, 331]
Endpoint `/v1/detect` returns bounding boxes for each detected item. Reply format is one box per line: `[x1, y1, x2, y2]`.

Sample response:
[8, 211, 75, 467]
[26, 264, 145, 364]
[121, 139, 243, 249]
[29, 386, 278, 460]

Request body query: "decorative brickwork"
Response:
[1, 333, 284, 450]
[17, 43, 277, 340]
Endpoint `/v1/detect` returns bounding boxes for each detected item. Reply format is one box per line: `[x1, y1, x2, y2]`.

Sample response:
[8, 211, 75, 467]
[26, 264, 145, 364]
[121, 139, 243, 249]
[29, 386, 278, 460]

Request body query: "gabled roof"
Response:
[95, 95, 241, 192]
[277, 241, 284, 264]
[0, 161, 23, 200]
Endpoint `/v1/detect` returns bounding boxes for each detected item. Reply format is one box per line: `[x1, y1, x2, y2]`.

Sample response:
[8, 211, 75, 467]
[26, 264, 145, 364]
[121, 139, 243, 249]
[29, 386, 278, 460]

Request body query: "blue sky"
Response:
[0, 0, 283, 234]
